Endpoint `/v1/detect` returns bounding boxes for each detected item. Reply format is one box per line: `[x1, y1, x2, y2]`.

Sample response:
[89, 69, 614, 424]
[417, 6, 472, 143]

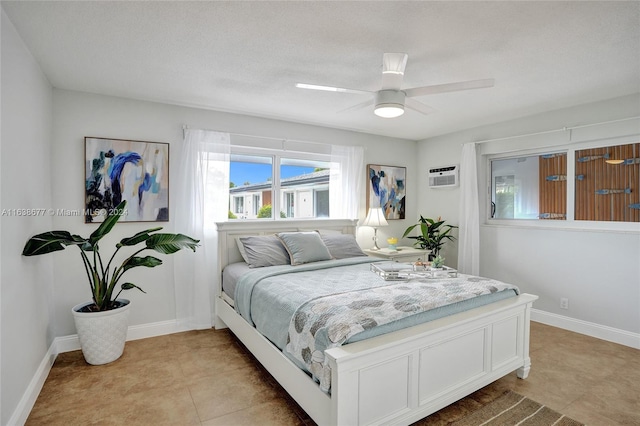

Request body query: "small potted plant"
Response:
[22, 200, 199, 365]
[402, 216, 457, 259]
[431, 255, 445, 269]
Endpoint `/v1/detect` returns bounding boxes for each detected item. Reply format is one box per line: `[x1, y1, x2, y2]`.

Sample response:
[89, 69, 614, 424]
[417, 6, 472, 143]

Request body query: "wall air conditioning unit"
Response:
[428, 165, 459, 188]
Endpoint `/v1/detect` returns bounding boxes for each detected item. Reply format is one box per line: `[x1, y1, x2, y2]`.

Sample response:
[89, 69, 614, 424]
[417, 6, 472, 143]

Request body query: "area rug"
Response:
[451, 391, 584, 426]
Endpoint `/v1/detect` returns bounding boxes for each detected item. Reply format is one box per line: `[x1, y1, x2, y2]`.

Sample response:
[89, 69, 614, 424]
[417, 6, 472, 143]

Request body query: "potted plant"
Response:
[431, 254, 445, 269]
[22, 200, 199, 365]
[402, 216, 457, 259]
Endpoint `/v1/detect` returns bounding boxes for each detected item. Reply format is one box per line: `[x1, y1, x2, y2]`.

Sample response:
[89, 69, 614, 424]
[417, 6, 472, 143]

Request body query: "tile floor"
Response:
[26, 322, 639, 425]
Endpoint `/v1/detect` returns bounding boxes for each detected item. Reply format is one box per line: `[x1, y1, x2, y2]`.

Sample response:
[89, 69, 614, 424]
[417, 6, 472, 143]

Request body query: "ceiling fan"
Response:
[296, 53, 494, 118]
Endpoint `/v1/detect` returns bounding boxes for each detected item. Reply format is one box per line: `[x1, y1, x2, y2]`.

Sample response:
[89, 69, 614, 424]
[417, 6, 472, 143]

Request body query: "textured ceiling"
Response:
[2, 1, 639, 140]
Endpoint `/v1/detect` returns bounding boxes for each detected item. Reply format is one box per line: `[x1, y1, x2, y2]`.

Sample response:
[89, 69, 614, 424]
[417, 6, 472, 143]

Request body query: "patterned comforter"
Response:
[286, 273, 519, 392]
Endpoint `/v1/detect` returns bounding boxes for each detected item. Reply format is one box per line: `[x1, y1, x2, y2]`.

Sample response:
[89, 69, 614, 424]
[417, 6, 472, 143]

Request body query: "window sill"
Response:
[483, 220, 640, 234]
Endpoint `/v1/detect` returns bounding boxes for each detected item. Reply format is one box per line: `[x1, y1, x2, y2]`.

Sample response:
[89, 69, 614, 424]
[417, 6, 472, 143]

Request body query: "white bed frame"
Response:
[215, 220, 538, 426]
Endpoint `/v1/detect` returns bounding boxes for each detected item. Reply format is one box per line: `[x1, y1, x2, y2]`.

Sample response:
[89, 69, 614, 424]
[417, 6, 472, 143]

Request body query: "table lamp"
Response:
[362, 207, 388, 250]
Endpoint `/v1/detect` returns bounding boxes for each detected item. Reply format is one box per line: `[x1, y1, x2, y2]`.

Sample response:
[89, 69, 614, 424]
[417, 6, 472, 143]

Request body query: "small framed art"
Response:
[366, 164, 406, 220]
[85, 137, 169, 223]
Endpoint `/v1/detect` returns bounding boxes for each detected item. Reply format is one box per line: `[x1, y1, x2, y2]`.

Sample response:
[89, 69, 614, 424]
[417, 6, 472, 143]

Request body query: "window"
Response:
[315, 189, 329, 217]
[252, 194, 261, 216]
[228, 151, 331, 220]
[488, 141, 639, 224]
[232, 196, 244, 215]
[228, 154, 273, 219]
[575, 143, 640, 222]
[284, 192, 295, 218]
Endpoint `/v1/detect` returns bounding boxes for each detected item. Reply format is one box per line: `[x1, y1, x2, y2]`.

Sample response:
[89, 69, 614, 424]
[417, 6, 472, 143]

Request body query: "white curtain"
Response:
[174, 128, 230, 330]
[458, 143, 480, 275]
[329, 144, 364, 218]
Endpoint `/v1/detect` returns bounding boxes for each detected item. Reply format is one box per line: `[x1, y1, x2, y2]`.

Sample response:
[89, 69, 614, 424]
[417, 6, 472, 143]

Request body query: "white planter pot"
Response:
[72, 299, 131, 365]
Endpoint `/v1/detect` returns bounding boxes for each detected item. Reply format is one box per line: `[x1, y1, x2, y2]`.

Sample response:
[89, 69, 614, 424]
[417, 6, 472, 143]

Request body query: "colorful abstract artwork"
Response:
[367, 164, 406, 220]
[85, 137, 169, 223]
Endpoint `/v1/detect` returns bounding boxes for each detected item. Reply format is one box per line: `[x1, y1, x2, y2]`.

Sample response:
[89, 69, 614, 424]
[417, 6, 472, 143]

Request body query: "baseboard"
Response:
[55, 319, 183, 353]
[531, 308, 640, 349]
[7, 341, 57, 426]
[10, 319, 184, 424]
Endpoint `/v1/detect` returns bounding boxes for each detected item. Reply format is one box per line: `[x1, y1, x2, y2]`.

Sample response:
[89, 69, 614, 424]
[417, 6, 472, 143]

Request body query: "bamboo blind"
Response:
[539, 154, 567, 220]
[575, 143, 640, 222]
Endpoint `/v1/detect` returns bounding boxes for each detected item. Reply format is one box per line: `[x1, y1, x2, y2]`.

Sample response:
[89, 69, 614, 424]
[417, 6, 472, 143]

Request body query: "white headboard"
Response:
[215, 219, 359, 296]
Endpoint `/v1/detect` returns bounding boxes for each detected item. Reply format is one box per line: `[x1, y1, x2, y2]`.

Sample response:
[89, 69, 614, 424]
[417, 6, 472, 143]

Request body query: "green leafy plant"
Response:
[431, 255, 445, 268]
[257, 204, 287, 219]
[22, 201, 199, 312]
[402, 216, 457, 257]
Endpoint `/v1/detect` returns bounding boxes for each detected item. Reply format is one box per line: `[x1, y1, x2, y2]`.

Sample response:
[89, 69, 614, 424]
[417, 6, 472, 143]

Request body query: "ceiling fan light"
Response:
[375, 89, 406, 118]
[375, 105, 404, 118]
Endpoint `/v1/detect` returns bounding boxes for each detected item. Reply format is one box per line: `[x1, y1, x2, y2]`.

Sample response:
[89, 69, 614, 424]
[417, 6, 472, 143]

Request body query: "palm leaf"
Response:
[117, 227, 163, 247]
[146, 233, 199, 254]
[402, 224, 418, 238]
[121, 282, 147, 293]
[122, 256, 163, 272]
[89, 200, 127, 246]
[22, 231, 85, 256]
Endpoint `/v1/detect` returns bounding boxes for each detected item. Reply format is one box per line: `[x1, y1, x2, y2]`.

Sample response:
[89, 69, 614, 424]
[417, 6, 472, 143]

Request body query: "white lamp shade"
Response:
[362, 207, 389, 227]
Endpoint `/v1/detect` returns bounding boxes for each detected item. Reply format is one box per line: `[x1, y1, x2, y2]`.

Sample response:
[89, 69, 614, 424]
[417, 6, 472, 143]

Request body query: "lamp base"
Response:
[371, 229, 381, 250]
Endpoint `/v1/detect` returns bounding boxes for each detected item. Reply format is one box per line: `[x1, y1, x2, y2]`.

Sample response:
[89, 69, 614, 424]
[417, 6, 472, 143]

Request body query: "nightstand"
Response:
[364, 246, 430, 263]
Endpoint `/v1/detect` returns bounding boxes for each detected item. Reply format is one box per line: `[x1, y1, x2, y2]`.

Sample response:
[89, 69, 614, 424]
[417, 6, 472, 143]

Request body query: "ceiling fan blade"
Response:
[405, 98, 437, 116]
[381, 53, 408, 90]
[404, 78, 495, 98]
[295, 83, 371, 96]
[338, 98, 374, 113]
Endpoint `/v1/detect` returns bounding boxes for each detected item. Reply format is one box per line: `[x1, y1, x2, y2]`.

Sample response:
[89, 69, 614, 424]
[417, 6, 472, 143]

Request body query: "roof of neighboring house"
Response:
[229, 169, 329, 193]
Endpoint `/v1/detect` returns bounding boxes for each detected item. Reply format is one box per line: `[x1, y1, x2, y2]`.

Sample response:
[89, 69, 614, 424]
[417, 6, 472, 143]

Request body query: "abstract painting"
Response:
[367, 164, 406, 220]
[85, 137, 169, 223]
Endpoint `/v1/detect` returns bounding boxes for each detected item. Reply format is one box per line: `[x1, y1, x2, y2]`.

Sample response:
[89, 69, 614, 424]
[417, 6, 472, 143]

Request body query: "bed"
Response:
[215, 219, 538, 426]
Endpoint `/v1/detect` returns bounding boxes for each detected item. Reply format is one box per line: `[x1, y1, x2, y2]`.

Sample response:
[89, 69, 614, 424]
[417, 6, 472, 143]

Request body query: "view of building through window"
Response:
[228, 154, 330, 220]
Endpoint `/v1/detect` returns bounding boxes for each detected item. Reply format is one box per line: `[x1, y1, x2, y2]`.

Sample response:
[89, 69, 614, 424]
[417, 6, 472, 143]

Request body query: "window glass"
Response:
[228, 153, 331, 220]
[489, 141, 640, 224]
[575, 143, 640, 222]
[279, 158, 330, 219]
[315, 189, 330, 218]
[491, 152, 567, 220]
[229, 154, 273, 219]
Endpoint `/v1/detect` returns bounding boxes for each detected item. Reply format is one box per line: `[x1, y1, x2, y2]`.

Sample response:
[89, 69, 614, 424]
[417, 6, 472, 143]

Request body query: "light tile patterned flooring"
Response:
[27, 322, 640, 425]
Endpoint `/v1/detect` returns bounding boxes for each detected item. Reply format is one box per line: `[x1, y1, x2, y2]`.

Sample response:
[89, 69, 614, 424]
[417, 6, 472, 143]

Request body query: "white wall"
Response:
[51, 89, 418, 336]
[1, 9, 54, 425]
[418, 94, 640, 337]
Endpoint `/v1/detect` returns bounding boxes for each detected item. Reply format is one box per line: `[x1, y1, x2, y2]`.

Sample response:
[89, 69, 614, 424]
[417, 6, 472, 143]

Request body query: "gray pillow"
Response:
[320, 234, 367, 259]
[276, 231, 333, 266]
[238, 235, 290, 268]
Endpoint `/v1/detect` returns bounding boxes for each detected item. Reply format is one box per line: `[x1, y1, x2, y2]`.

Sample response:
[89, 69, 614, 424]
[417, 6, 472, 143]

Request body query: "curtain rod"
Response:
[470, 116, 640, 145]
[182, 124, 333, 148]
